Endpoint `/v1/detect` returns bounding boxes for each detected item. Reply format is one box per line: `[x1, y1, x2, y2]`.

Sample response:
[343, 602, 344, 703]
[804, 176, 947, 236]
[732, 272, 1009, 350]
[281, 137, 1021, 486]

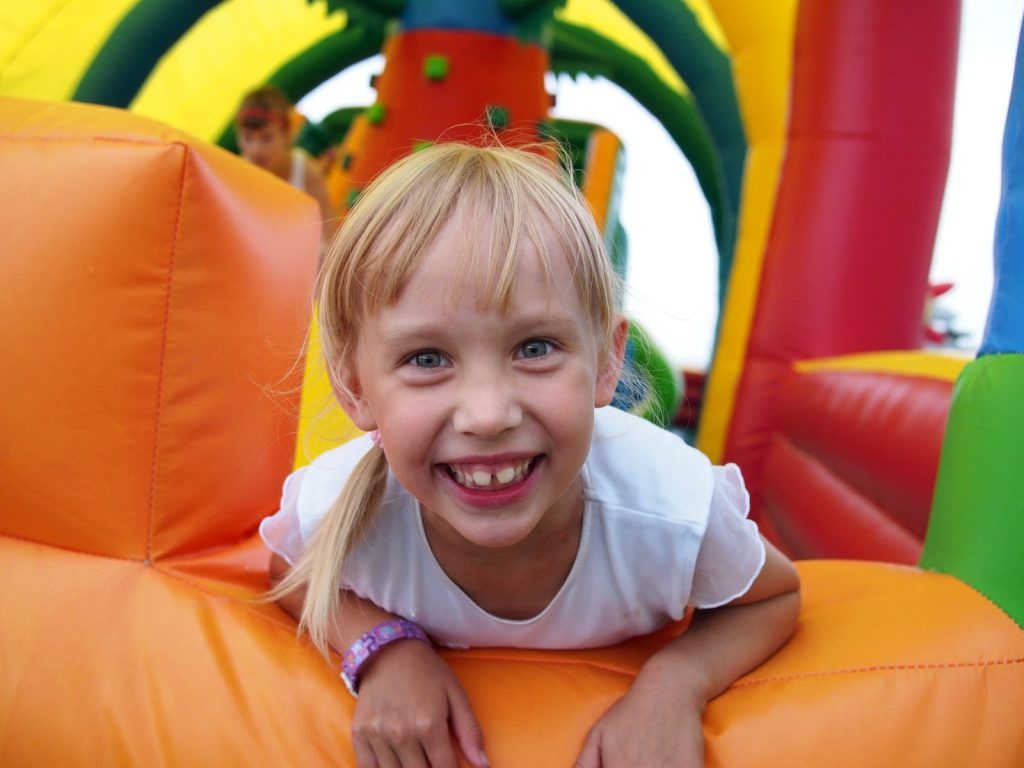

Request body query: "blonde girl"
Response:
[262, 142, 800, 768]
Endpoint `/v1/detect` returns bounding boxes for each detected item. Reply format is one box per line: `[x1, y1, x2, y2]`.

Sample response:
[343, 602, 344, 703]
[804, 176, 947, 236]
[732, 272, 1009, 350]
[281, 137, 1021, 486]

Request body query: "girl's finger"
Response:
[352, 735, 379, 768]
[366, 737, 403, 768]
[446, 685, 488, 768]
[573, 731, 602, 768]
[420, 725, 460, 768]
[390, 739, 431, 768]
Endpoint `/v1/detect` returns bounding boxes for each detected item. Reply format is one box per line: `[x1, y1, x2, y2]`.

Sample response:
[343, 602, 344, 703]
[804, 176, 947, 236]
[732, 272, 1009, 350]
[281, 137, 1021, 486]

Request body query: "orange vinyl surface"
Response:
[4, 537, 1023, 766]
[2, 98, 1022, 767]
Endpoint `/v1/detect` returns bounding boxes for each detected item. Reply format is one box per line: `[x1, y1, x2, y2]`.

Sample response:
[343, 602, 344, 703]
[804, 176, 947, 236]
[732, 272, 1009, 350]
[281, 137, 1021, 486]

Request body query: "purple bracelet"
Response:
[341, 618, 430, 697]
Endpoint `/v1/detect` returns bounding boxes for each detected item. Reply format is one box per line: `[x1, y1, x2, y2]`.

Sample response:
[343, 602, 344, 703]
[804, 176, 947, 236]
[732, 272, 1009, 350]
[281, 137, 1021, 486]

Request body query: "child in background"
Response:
[261, 143, 800, 768]
[235, 85, 336, 239]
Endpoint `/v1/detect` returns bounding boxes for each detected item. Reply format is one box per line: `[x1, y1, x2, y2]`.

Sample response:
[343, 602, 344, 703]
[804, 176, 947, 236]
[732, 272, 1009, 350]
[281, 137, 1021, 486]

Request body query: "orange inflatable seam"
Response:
[153, 563, 339, 654]
[0, 530, 144, 563]
[146, 143, 189, 564]
[732, 657, 1024, 688]
[0, 134, 165, 149]
[153, 563, 287, 621]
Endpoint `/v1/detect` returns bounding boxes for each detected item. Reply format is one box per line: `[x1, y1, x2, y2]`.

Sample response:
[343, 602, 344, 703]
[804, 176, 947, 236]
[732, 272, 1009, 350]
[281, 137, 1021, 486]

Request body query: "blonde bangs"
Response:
[316, 142, 619, 372]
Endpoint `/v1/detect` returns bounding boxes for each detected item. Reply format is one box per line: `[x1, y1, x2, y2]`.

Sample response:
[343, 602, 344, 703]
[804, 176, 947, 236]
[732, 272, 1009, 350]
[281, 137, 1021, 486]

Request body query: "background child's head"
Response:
[235, 85, 294, 177]
[316, 142, 622, 399]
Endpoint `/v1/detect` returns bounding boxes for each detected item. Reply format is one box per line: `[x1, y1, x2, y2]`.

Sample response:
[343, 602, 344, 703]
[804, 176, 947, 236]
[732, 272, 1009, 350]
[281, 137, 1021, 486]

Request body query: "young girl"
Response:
[235, 85, 335, 237]
[261, 142, 801, 768]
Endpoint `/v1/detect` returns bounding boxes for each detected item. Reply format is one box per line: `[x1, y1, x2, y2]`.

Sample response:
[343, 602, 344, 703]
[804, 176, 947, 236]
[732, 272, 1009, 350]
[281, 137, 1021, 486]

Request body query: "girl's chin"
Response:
[422, 495, 542, 552]
[447, 519, 538, 551]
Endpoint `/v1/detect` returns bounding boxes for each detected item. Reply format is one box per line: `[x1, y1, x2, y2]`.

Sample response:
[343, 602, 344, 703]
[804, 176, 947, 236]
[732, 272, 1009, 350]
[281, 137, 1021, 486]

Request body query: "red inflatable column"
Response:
[723, 0, 960, 532]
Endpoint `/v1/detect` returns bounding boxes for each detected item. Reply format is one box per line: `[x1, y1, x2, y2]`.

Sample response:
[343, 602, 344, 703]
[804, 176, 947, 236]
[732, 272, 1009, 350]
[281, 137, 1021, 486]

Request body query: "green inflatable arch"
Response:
[61, 0, 745, 301]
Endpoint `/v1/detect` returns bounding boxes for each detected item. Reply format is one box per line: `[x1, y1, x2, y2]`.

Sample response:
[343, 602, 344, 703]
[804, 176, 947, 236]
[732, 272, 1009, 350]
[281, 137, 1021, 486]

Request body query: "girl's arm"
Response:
[574, 540, 801, 768]
[269, 553, 489, 768]
[301, 161, 338, 243]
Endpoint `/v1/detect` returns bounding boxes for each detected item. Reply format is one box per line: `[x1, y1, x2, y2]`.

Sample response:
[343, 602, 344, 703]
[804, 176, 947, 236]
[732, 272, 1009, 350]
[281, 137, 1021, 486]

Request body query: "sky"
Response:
[301, 0, 1024, 368]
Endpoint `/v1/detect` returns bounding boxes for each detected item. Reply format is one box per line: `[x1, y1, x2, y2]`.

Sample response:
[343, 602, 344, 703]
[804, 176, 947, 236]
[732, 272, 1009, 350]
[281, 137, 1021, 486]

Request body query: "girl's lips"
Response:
[437, 456, 545, 509]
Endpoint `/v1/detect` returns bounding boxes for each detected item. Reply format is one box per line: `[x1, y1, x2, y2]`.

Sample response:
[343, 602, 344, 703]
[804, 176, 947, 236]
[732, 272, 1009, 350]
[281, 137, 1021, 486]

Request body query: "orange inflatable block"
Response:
[1, 98, 1022, 767]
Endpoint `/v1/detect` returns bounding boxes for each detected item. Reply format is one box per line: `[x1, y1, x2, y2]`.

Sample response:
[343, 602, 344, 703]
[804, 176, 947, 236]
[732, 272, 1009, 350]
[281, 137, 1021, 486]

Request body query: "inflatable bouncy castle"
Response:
[2, 1, 1023, 765]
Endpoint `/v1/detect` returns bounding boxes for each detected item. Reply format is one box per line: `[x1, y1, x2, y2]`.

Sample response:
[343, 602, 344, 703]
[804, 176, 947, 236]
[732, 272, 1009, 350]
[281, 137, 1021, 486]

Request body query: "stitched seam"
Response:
[147, 143, 189, 562]
[151, 563, 294, 627]
[732, 657, 1024, 688]
[441, 654, 1024, 683]
[0, 134, 165, 147]
[0, 530, 298, 634]
[0, 530, 143, 563]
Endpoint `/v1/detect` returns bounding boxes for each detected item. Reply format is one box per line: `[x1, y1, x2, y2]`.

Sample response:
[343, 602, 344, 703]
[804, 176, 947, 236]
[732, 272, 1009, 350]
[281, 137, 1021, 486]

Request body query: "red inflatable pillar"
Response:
[723, 0, 960, 533]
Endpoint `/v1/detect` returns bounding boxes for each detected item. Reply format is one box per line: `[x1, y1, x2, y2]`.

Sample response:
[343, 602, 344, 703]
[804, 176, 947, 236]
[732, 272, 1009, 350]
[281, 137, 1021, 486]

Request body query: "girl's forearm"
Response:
[635, 589, 801, 707]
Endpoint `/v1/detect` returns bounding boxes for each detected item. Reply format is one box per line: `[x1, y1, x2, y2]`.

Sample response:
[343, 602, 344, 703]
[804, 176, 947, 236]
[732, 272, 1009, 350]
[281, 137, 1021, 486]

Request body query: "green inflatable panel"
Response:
[613, 322, 682, 428]
[920, 354, 1024, 628]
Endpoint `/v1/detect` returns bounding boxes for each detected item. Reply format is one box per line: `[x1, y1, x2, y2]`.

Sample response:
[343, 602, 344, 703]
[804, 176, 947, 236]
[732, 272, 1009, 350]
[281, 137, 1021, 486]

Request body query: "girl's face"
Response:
[340, 212, 626, 557]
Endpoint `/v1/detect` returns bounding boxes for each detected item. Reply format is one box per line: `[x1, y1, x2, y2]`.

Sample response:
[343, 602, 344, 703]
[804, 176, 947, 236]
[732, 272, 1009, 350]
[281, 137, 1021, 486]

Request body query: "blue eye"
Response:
[517, 340, 552, 359]
[409, 350, 449, 368]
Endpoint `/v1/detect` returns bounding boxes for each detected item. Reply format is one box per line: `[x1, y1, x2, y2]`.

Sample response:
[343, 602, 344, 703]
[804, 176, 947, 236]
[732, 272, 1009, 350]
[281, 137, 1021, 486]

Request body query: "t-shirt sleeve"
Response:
[258, 466, 309, 566]
[688, 463, 766, 609]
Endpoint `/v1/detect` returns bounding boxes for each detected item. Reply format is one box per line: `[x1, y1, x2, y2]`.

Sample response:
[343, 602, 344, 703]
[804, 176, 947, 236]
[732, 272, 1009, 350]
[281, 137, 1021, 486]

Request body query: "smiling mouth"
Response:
[445, 457, 537, 490]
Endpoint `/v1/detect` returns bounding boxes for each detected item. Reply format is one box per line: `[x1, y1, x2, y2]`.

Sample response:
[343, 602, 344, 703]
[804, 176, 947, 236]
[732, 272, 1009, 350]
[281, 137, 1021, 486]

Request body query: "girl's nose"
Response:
[452, 377, 523, 438]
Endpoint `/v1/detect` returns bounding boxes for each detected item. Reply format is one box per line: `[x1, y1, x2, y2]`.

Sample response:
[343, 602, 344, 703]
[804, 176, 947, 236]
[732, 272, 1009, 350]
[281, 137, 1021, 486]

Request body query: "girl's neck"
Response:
[422, 483, 586, 621]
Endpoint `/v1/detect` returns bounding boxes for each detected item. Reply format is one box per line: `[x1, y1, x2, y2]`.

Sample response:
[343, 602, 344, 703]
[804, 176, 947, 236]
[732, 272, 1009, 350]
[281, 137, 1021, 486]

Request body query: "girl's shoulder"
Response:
[586, 407, 714, 526]
[261, 434, 417, 567]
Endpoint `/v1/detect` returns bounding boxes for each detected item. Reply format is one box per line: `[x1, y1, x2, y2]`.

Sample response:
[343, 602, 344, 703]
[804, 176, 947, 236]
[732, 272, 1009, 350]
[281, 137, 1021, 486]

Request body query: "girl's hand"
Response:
[574, 546, 801, 768]
[352, 639, 488, 768]
[572, 669, 706, 768]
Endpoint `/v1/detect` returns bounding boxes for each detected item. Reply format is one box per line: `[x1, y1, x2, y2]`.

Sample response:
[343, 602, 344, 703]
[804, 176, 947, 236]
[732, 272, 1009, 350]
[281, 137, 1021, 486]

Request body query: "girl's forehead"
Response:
[404, 210, 577, 310]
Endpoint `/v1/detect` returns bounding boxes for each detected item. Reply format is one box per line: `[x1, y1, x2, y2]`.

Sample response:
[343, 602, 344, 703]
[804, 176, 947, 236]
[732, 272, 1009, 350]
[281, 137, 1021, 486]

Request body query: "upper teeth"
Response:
[450, 459, 533, 489]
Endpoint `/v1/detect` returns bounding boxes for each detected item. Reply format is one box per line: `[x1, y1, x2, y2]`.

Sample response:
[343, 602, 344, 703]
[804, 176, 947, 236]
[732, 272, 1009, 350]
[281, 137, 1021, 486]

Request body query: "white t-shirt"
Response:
[260, 406, 765, 649]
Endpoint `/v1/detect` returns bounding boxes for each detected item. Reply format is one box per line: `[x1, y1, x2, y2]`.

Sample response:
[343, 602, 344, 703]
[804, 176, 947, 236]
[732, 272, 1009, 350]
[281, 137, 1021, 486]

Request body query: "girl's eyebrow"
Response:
[378, 326, 446, 348]
[509, 315, 585, 336]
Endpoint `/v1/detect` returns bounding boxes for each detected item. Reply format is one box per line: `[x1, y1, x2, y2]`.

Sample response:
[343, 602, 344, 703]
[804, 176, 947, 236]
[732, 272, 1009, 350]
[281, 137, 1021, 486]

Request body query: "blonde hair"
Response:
[270, 142, 620, 656]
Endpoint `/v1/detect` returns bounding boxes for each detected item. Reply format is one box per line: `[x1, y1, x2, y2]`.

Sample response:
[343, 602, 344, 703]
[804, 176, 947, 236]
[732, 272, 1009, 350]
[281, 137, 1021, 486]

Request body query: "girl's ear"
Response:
[331, 368, 378, 432]
[595, 316, 629, 407]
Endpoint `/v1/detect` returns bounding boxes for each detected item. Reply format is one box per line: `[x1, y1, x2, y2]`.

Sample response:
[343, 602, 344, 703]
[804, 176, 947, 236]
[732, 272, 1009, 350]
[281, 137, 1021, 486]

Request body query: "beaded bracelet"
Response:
[341, 618, 430, 697]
